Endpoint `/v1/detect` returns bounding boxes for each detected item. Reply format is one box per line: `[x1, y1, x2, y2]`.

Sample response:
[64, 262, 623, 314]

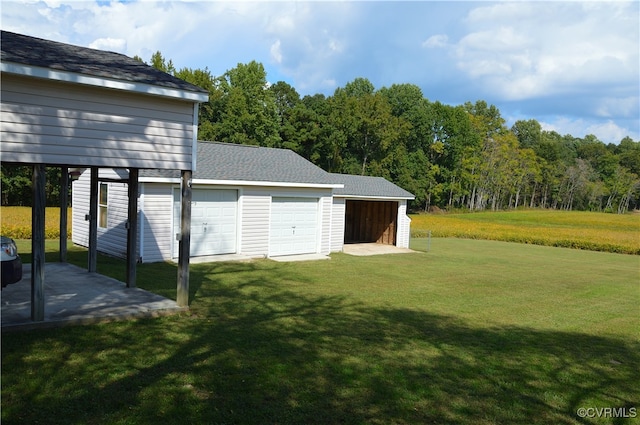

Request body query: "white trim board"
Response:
[1, 62, 209, 102]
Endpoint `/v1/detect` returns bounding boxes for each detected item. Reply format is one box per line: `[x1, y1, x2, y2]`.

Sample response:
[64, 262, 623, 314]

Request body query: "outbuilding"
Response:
[72, 142, 414, 262]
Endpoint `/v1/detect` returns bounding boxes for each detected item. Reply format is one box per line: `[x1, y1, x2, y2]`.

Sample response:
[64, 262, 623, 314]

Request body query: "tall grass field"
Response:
[411, 210, 640, 255]
[0, 206, 71, 239]
[1, 207, 638, 254]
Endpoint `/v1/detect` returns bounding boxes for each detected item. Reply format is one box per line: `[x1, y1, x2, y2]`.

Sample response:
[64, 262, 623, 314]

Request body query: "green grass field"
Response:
[2, 238, 638, 424]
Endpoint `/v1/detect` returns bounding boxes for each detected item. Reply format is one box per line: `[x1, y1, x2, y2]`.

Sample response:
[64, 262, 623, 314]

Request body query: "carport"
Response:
[0, 31, 208, 322]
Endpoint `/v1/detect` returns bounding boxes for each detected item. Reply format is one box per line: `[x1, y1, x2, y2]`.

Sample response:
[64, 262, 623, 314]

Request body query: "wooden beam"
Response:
[126, 168, 139, 288]
[59, 166, 68, 263]
[177, 170, 192, 307]
[88, 167, 98, 273]
[31, 164, 46, 322]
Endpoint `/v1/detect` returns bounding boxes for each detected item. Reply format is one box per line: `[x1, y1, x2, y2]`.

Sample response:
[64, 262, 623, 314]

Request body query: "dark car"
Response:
[1, 236, 23, 287]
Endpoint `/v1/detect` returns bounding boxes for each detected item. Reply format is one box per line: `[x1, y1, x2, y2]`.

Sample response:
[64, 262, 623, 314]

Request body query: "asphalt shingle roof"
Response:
[328, 173, 415, 199]
[141, 142, 338, 185]
[0, 30, 208, 95]
[141, 142, 414, 199]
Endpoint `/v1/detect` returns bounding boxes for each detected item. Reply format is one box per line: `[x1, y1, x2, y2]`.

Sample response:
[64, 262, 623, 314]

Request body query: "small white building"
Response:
[72, 142, 414, 262]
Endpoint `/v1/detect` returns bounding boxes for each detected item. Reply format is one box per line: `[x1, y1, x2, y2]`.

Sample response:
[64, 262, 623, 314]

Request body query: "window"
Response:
[99, 183, 108, 228]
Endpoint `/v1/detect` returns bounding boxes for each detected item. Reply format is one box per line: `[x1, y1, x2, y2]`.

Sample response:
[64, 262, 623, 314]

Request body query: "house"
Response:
[72, 142, 414, 262]
[1, 30, 208, 314]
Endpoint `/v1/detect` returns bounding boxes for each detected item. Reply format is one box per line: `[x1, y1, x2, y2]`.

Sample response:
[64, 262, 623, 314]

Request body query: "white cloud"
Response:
[88, 37, 126, 53]
[422, 34, 448, 48]
[450, 2, 639, 101]
[265, 10, 296, 34]
[458, 26, 531, 53]
[257, 2, 355, 91]
[466, 1, 537, 23]
[595, 96, 639, 119]
[270, 39, 283, 64]
[540, 117, 634, 144]
[41, 0, 64, 7]
[585, 121, 631, 144]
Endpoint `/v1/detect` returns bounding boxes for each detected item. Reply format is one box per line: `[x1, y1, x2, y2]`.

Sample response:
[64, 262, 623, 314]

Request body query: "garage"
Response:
[345, 200, 398, 245]
[75, 143, 414, 263]
[270, 197, 319, 256]
[173, 189, 237, 257]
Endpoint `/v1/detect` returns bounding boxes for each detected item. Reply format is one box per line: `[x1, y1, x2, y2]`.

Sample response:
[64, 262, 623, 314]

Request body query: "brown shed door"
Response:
[344, 200, 398, 245]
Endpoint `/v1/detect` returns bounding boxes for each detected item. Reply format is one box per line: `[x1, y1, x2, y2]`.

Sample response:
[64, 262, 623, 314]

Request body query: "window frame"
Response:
[98, 183, 108, 229]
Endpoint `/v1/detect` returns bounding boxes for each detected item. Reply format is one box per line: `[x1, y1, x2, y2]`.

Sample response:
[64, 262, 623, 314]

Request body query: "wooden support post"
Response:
[88, 166, 98, 273]
[126, 168, 139, 288]
[31, 164, 46, 322]
[177, 170, 192, 307]
[59, 166, 68, 263]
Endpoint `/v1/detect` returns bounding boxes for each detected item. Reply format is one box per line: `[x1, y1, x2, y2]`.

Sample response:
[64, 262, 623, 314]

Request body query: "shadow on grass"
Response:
[2, 255, 639, 425]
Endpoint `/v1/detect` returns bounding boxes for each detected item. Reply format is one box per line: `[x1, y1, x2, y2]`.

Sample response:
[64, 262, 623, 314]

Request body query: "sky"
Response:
[1, 1, 638, 144]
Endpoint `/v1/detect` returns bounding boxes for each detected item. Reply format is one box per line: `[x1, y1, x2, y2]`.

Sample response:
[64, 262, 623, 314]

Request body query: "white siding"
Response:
[239, 191, 271, 258]
[330, 198, 346, 252]
[319, 195, 332, 255]
[71, 173, 91, 248]
[140, 183, 173, 263]
[396, 200, 411, 248]
[100, 181, 129, 258]
[1, 74, 195, 169]
[71, 169, 130, 259]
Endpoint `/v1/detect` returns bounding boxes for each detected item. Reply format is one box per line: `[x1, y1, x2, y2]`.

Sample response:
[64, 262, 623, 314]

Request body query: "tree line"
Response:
[3, 52, 639, 213]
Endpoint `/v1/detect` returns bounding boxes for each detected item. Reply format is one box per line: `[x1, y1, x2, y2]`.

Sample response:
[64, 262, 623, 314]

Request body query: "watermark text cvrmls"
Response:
[577, 407, 637, 419]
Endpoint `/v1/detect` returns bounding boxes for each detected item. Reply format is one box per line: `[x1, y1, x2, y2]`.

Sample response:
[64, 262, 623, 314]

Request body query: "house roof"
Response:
[0, 30, 208, 101]
[141, 142, 341, 188]
[328, 173, 415, 200]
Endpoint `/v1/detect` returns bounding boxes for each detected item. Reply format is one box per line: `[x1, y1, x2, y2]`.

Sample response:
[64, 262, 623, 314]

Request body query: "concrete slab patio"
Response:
[342, 243, 416, 256]
[1, 263, 186, 331]
[269, 253, 330, 262]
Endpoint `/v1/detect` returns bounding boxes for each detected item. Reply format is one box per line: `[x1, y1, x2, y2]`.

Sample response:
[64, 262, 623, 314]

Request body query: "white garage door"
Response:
[270, 197, 318, 256]
[173, 189, 237, 257]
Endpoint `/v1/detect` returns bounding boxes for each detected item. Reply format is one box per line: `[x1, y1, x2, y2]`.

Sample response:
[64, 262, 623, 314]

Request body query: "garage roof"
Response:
[141, 142, 342, 188]
[329, 173, 415, 200]
[141, 141, 414, 198]
[0, 30, 208, 101]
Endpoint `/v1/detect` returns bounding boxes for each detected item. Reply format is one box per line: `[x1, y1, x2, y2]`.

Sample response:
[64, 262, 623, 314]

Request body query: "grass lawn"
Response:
[2, 238, 638, 424]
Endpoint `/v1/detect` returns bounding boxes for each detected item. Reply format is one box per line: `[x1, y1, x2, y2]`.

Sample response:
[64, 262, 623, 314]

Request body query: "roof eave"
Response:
[1, 62, 209, 103]
[140, 176, 343, 189]
[333, 194, 415, 200]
